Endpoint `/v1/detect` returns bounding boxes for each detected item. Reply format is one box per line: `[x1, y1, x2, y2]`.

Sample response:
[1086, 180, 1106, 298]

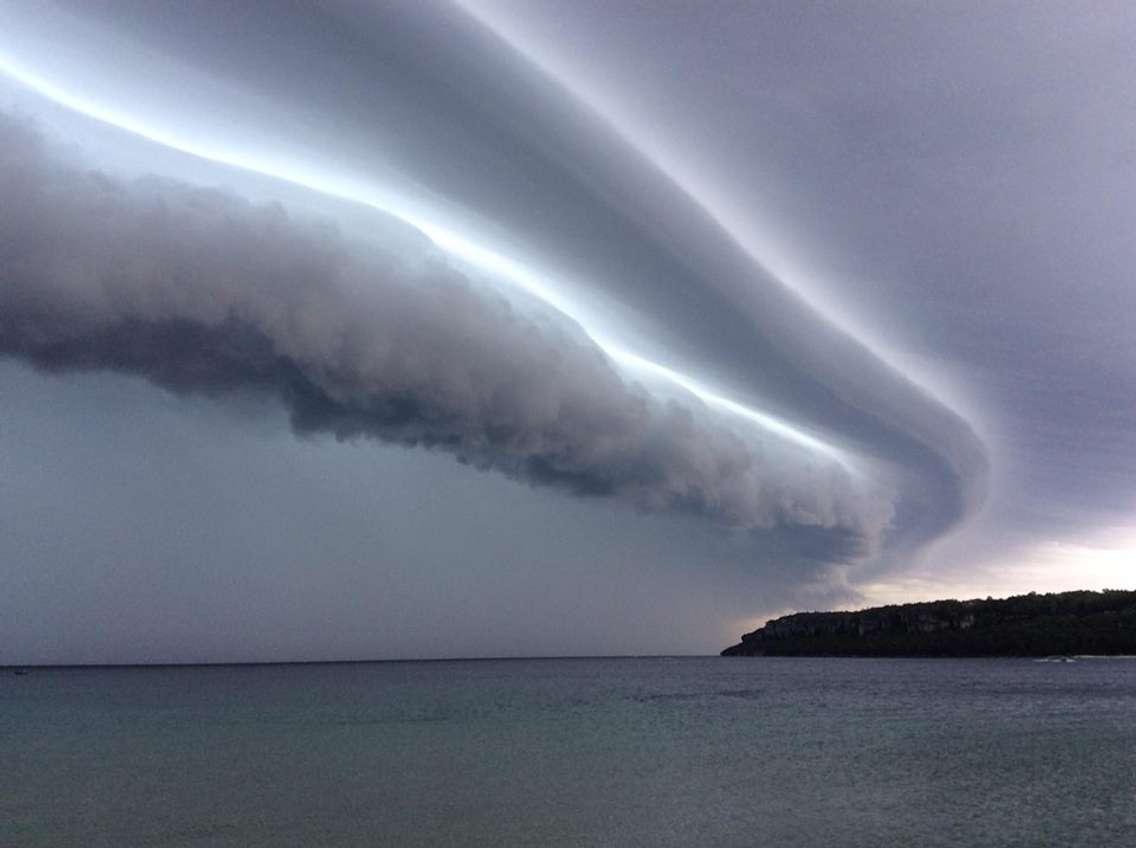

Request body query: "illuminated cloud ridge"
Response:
[0, 113, 884, 542]
[0, 1, 991, 575]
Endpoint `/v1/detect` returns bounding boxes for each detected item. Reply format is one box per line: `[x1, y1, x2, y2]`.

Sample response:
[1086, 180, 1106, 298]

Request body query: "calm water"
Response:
[3, 657, 1135, 847]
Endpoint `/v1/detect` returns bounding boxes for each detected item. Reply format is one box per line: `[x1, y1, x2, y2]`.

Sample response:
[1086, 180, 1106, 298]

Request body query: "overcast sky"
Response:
[1, 1, 1133, 663]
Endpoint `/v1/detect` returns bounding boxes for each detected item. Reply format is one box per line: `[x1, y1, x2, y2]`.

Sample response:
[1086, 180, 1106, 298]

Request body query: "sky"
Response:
[0, 0, 1133, 663]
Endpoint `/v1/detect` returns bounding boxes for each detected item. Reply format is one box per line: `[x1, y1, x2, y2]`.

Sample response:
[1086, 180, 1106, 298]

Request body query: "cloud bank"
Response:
[1, 0, 1129, 662]
[0, 113, 882, 543]
[6, 0, 991, 568]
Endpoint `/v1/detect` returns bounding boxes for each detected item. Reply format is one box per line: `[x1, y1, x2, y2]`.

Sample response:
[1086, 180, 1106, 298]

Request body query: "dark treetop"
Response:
[722, 590, 1136, 657]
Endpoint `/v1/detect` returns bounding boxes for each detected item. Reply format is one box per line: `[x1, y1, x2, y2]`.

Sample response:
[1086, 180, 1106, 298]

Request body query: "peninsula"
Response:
[722, 589, 1136, 657]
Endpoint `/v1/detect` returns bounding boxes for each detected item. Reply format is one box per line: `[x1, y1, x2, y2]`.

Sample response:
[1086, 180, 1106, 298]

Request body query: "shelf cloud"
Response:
[0, 113, 884, 545]
[26, 0, 1136, 662]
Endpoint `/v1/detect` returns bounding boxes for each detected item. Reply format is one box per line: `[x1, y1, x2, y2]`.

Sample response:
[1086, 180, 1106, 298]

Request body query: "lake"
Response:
[3, 657, 1134, 846]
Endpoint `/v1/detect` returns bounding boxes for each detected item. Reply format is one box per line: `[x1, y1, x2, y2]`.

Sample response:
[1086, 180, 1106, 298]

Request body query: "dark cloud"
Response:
[16, 0, 1125, 662]
[0, 113, 879, 540]
[12, 0, 989, 564]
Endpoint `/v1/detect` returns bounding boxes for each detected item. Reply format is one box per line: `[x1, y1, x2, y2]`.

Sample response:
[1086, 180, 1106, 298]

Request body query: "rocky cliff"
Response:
[722, 589, 1136, 657]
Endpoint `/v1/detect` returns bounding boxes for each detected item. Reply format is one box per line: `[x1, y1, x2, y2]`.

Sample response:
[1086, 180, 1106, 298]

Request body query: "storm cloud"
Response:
[0, 0, 992, 565]
[0, 113, 880, 540]
[4, 0, 1123, 662]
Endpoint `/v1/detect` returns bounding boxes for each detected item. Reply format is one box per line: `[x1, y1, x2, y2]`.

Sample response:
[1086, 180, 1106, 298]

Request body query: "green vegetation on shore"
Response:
[722, 589, 1136, 657]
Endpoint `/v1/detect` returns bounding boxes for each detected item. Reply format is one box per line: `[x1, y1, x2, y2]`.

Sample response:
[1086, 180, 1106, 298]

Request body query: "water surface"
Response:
[3, 657, 1134, 846]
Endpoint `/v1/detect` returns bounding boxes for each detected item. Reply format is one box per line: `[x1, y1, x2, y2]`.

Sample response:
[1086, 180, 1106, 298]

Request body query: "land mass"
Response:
[722, 589, 1136, 657]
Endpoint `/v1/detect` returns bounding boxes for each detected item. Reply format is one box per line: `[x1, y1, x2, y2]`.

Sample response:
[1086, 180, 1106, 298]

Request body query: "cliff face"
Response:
[722, 590, 1136, 657]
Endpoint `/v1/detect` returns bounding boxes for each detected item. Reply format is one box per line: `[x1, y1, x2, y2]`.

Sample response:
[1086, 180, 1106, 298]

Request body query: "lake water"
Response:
[3, 657, 1135, 846]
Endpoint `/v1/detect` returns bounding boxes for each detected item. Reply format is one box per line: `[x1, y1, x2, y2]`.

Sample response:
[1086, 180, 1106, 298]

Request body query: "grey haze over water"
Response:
[4, 658, 1136, 846]
[0, 1, 1134, 661]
